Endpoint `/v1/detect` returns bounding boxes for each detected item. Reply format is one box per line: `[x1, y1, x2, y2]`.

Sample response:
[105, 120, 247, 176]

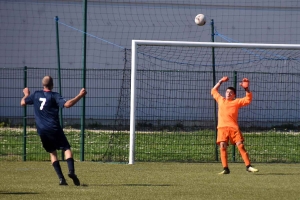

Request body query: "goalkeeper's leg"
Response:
[236, 142, 259, 173]
[218, 142, 230, 175]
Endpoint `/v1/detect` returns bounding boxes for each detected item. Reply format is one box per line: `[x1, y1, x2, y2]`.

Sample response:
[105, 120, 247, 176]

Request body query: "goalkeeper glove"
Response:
[220, 76, 229, 82]
[240, 78, 249, 89]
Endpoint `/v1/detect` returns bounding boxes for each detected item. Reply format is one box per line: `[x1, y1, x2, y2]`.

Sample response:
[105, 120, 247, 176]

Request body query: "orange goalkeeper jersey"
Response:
[211, 88, 252, 129]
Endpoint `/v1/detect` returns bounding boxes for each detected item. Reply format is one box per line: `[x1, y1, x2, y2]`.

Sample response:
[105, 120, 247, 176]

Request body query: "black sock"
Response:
[52, 161, 64, 179]
[66, 158, 75, 174]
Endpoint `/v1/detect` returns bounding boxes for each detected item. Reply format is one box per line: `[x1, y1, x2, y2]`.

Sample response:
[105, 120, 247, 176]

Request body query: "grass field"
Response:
[1, 161, 300, 200]
[1, 128, 300, 162]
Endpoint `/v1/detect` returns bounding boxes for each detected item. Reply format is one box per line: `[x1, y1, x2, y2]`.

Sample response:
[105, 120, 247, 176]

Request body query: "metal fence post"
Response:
[232, 71, 237, 162]
[211, 19, 218, 161]
[80, 0, 88, 161]
[23, 66, 27, 161]
[55, 16, 64, 161]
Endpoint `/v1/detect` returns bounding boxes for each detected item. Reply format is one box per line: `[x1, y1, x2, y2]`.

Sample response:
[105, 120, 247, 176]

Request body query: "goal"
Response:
[129, 40, 300, 164]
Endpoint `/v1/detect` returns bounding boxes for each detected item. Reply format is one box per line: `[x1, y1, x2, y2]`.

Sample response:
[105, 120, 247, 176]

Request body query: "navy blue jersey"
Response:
[25, 90, 66, 135]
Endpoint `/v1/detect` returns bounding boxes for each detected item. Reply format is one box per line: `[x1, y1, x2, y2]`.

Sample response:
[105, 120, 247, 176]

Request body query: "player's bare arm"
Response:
[64, 88, 87, 108]
[20, 87, 30, 106]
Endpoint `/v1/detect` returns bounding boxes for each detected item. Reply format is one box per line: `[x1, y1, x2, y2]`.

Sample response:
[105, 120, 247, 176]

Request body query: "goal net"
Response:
[129, 40, 300, 164]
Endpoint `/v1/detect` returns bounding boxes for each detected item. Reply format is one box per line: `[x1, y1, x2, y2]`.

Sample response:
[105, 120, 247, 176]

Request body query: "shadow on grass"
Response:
[121, 184, 172, 187]
[254, 173, 300, 176]
[87, 183, 172, 187]
[0, 191, 39, 195]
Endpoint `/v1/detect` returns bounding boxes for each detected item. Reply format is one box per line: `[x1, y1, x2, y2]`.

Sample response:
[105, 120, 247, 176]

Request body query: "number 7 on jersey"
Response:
[39, 98, 46, 110]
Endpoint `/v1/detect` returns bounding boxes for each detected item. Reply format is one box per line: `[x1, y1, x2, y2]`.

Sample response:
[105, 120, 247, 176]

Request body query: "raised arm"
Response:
[237, 78, 252, 106]
[64, 88, 87, 108]
[240, 78, 251, 93]
[212, 76, 229, 91]
[20, 88, 30, 106]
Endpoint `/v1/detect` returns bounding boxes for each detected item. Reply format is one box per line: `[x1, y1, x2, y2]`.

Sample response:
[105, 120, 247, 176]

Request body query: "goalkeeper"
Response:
[211, 76, 259, 174]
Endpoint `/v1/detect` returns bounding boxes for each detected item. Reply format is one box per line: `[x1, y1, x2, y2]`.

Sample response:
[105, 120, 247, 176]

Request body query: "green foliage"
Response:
[271, 123, 299, 131]
[87, 121, 103, 129]
[0, 119, 11, 128]
[0, 122, 5, 128]
[137, 122, 153, 128]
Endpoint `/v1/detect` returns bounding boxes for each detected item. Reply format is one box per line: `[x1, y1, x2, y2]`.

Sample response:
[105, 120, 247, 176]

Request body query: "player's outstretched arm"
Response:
[239, 78, 251, 93]
[64, 88, 87, 108]
[20, 87, 30, 106]
[238, 78, 252, 105]
[212, 76, 229, 91]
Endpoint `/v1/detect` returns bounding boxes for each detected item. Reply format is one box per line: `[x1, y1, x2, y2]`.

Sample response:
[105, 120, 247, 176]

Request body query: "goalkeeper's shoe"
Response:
[246, 165, 259, 173]
[68, 173, 80, 186]
[218, 167, 230, 175]
[59, 178, 68, 186]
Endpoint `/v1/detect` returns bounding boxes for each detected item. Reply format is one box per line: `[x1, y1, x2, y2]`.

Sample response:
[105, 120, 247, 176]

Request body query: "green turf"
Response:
[1, 162, 300, 200]
[1, 128, 300, 162]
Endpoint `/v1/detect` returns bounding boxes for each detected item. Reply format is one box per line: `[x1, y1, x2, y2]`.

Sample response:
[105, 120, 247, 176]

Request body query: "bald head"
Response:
[42, 76, 53, 90]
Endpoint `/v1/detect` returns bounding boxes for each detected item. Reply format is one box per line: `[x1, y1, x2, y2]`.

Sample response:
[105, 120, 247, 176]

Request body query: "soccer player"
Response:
[20, 75, 87, 185]
[211, 76, 258, 174]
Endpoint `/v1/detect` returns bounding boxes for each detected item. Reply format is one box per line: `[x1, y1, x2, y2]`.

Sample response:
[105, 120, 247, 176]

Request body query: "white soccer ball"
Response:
[195, 14, 206, 26]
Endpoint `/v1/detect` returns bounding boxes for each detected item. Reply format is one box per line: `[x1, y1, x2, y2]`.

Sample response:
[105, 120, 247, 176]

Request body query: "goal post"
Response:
[129, 40, 300, 165]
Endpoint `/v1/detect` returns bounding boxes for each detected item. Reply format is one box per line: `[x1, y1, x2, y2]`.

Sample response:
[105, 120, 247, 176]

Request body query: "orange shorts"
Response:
[217, 127, 244, 145]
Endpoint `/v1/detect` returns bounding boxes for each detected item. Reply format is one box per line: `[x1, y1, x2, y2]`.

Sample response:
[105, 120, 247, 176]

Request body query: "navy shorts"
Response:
[39, 131, 71, 153]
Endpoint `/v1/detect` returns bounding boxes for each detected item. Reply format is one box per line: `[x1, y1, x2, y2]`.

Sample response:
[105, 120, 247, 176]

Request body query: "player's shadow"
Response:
[121, 183, 172, 187]
[254, 173, 300, 176]
[91, 183, 172, 187]
[0, 191, 39, 195]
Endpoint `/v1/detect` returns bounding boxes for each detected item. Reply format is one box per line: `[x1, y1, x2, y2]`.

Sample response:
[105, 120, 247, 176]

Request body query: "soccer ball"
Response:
[195, 14, 206, 26]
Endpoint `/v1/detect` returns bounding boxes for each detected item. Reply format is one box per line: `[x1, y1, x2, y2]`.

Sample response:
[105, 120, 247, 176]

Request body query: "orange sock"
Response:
[237, 144, 250, 166]
[220, 147, 228, 168]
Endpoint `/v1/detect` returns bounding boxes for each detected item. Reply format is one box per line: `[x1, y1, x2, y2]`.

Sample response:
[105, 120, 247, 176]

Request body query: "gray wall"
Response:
[1, 0, 300, 69]
[1, 0, 300, 125]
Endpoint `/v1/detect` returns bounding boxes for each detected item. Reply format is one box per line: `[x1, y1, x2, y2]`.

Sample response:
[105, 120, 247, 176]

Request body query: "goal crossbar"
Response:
[132, 40, 300, 49]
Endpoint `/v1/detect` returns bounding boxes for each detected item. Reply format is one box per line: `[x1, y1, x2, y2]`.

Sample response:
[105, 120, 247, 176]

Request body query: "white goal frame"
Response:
[129, 40, 300, 164]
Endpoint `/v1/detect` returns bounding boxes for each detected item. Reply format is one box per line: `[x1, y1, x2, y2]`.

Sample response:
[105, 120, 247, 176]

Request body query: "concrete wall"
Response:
[1, 0, 300, 126]
[1, 0, 300, 69]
